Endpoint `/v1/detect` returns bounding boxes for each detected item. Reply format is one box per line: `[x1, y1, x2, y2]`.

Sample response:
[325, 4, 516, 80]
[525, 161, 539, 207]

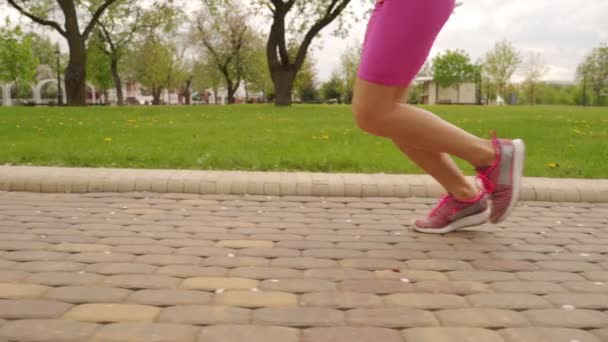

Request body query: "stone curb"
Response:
[1, 166, 607, 202]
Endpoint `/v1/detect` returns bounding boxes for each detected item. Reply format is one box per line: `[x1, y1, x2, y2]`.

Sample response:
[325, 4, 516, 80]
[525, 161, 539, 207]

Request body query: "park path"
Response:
[0, 190, 607, 341]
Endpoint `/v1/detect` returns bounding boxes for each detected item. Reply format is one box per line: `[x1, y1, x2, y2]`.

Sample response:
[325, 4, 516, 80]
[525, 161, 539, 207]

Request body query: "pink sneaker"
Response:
[476, 134, 526, 223]
[413, 192, 490, 234]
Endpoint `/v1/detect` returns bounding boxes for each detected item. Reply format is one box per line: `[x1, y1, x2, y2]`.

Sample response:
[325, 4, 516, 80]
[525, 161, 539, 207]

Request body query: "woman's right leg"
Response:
[390, 88, 479, 201]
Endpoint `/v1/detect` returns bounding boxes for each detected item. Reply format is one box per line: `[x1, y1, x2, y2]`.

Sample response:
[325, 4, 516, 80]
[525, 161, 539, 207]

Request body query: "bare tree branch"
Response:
[83, 0, 120, 39]
[5, 0, 67, 37]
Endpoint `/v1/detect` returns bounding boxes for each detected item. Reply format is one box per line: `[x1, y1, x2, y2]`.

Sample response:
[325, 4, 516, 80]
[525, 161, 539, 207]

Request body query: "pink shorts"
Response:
[357, 0, 455, 87]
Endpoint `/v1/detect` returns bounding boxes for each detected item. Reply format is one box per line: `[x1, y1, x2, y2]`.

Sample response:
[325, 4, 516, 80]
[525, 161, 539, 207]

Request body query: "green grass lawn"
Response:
[1, 104, 607, 179]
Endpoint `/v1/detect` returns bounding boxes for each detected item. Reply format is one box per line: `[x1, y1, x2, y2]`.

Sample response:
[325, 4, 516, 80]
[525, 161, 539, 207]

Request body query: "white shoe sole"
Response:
[413, 209, 490, 234]
[492, 139, 526, 223]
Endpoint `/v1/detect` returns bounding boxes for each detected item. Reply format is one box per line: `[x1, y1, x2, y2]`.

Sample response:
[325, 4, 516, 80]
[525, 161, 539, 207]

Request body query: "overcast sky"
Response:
[316, 0, 608, 82]
[3, 0, 607, 83]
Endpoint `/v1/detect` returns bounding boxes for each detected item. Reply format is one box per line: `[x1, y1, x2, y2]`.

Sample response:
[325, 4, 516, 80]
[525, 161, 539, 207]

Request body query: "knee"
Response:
[351, 97, 390, 136]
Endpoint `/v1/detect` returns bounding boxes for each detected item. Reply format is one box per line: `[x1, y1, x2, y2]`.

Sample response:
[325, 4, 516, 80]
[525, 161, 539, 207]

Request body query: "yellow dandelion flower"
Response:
[322, 135, 329, 140]
[547, 163, 559, 168]
[127, 119, 136, 124]
[104, 137, 112, 142]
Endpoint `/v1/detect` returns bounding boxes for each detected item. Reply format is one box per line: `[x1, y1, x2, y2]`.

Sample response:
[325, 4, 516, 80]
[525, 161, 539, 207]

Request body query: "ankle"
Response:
[452, 187, 481, 202]
[473, 140, 496, 168]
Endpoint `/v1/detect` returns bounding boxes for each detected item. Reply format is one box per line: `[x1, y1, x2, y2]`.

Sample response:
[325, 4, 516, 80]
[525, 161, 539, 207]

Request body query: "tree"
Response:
[340, 42, 360, 104]
[87, 34, 113, 103]
[0, 22, 38, 84]
[192, 58, 223, 104]
[482, 39, 521, 101]
[433, 49, 475, 103]
[4, 0, 119, 105]
[320, 71, 344, 102]
[521, 52, 548, 105]
[577, 44, 608, 106]
[95, 0, 176, 105]
[256, 0, 364, 106]
[130, 34, 173, 105]
[241, 34, 273, 102]
[293, 56, 318, 102]
[193, 0, 255, 104]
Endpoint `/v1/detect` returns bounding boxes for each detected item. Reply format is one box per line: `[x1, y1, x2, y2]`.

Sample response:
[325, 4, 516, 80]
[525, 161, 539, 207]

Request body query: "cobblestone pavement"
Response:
[0, 191, 607, 342]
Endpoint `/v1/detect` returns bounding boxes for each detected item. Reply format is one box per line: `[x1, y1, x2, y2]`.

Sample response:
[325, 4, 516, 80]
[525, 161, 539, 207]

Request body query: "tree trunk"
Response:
[456, 84, 460, 104]
[184, 78, 192, 105]
[152, 87, 162, 105]
[110, 57, 124, 105]
[65, 37, 87, 106]
[273, 68, 295, 106]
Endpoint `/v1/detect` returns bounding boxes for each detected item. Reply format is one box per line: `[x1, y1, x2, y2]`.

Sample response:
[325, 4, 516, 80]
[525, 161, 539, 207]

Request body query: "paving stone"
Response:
[53, 243, 111, 253]
[5, 251, 69, 262]
[545, 293, 608, 309]
[303, 249, 364, 259]
[253, 307, 344, 327]
[525, 309, 608, 328]
[214, 291, 298, 307]
[91, 322, 199, 342]
[45, 286, 131, 303]
[272, 257, 337, 269]
[346, 308, 438, 328]
[304, 268, 373, 281]
[0, 283, 49, 299]
[0, 319, 99, 342]
[339, 258, 402, 271]
[517, 271, 584, 282]
[501, 328, 602, 342]
[260, 278, 336, 293]
[384, 294, 468, 309]
[300, 292, 382, 308]
[230, 267, 303, 280]
[341, 279, 415, 294]
[198, 325, 299, 342]
[103, 274, 181, 289]
[240, 248, 301, 258]
[448, 271, 517, 282]
[159, 305, 250, 325]
[536, 261, 601, 272]
[17, 261, 86, 273]
[561, 281, 608, 293]
[128, 289, 212, 306]
[414, 281, 491, 295]
[181, 277, 259, 291]
[491, 281, 566, 294]
[86, 262, 158, 275]
[203, 256, 269, 268]
[69, 252, 136, 263]
[25, 271, 105, 286]
[157, 265, 228, 278]
[472, 259, 539, 272]
[467, 294, 551, 309]
[436, 308, 530, 328]
[64, 303, 160, 322]
[593, 329, 608, 341]
[0, 299, 73, 319]
[217, 240, 274, 248]
[375, 270, 448, 281]
[0, 270, 30, 283]
[402, 327, 506, 342]
[302, 327, 403, 342]
[407, 259, 472, 271]
[135, 254, 202, 266]
[111, 245, 175, 255]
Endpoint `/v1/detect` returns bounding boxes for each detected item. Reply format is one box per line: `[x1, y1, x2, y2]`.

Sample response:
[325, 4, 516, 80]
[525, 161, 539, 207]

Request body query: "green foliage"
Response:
[0, 22, 39, 83]
[340, 42, 360, 104]
[320, 71, 344, 101]
[129, 34, 173, 102]
[433, 49, 475, 88]
[577, 44, 608, 106]
[294, 57, 318, 102]
[483, 39, 521, 97]
[86, 34, 113, 91]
